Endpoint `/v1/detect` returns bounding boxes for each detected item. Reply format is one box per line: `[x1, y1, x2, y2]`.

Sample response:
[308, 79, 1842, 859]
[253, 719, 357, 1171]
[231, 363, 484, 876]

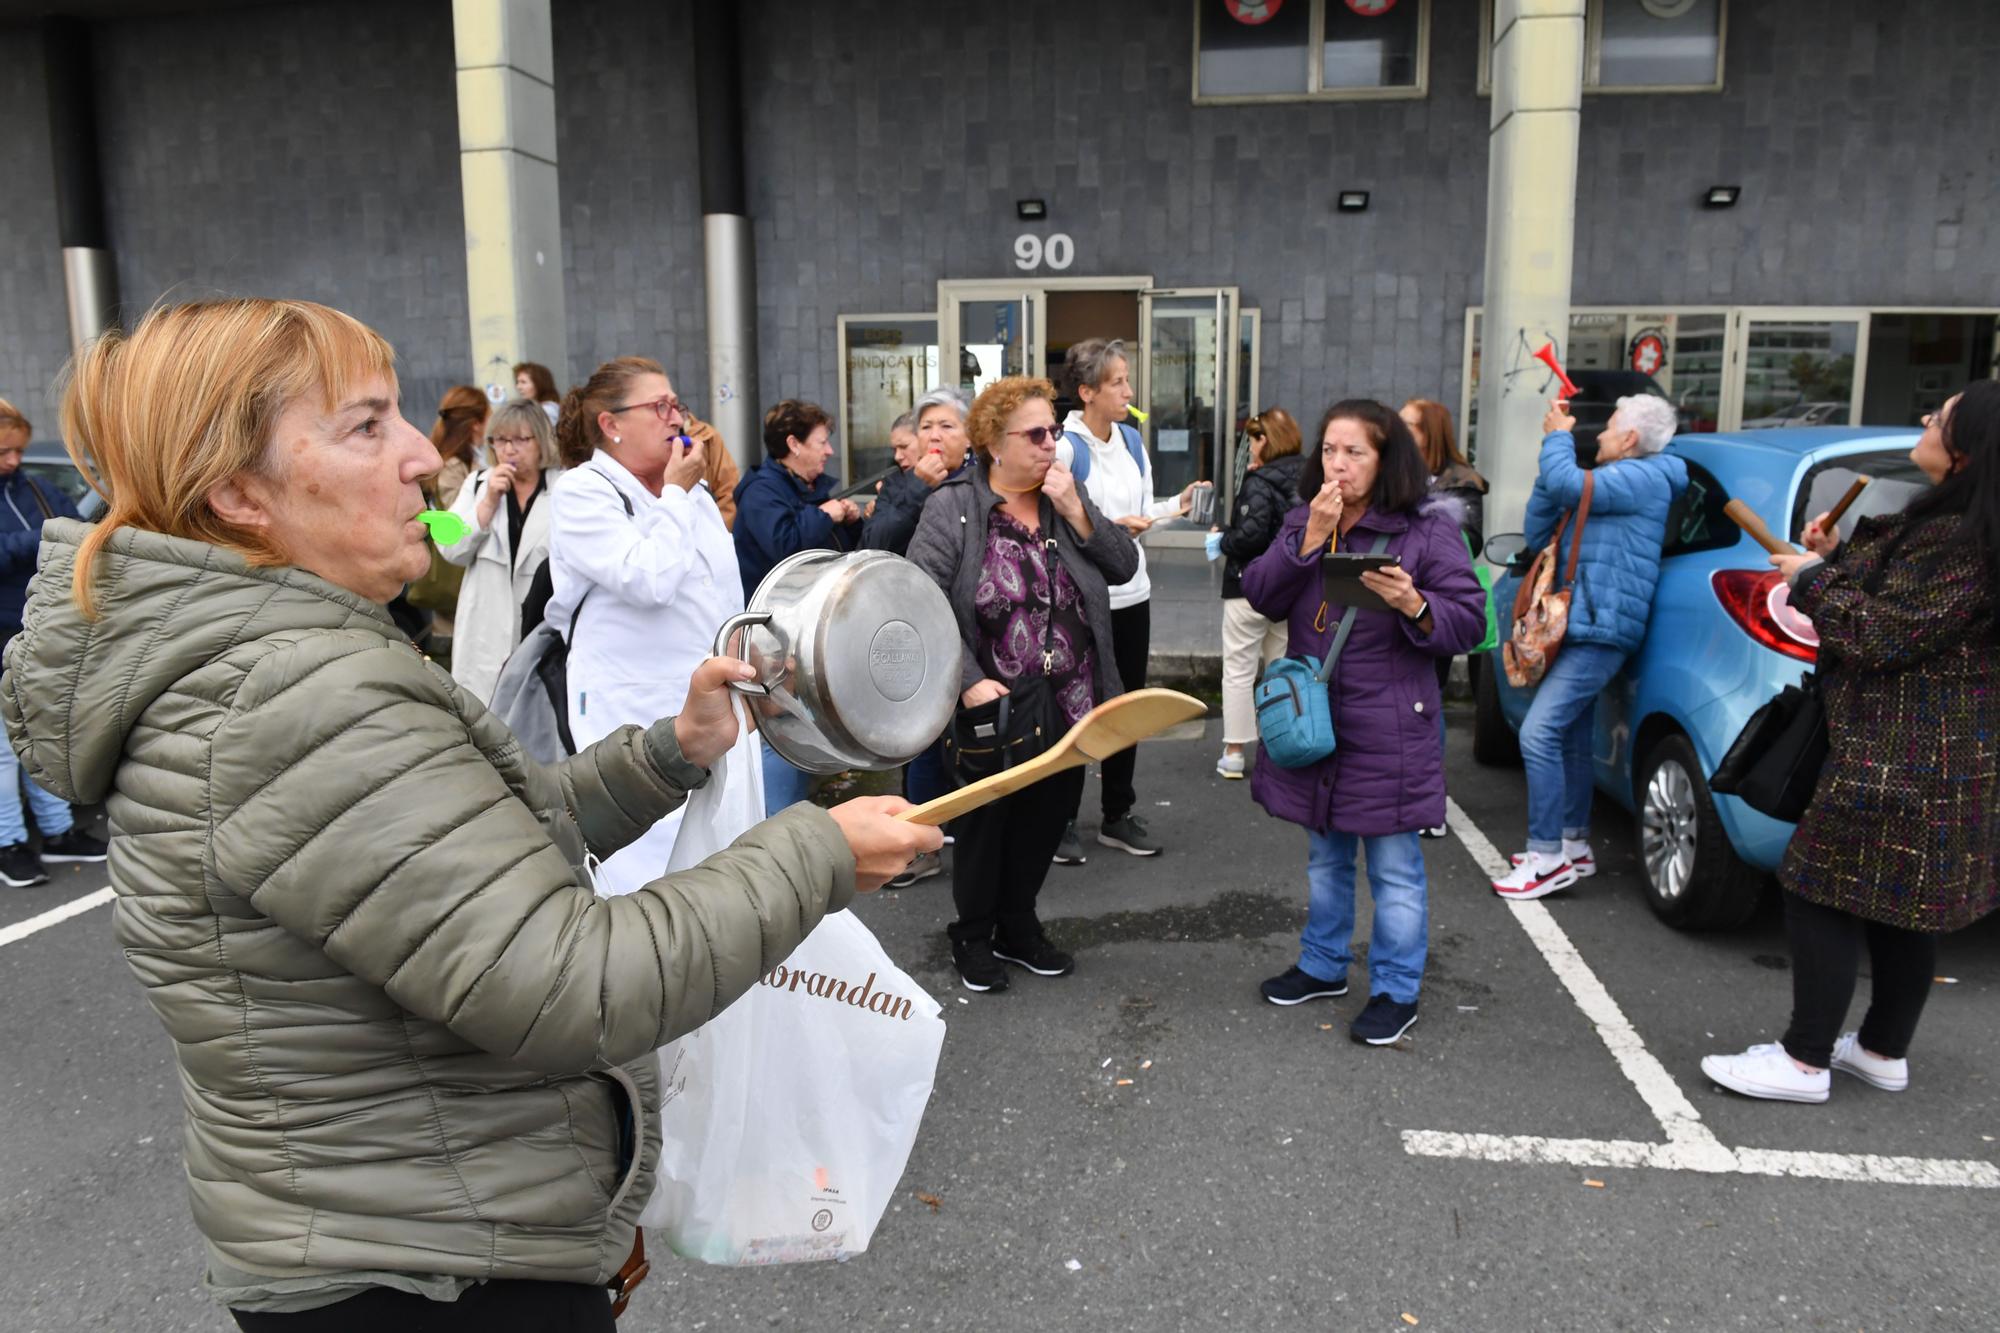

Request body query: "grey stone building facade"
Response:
[4, 0, 1997, 480]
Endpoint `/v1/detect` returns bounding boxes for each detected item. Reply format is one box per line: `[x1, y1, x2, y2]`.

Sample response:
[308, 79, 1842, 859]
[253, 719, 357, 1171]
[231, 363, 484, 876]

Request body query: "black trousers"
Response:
[232, 1280, 613, 1331]
[951, 766, 1086, 946]
[1779, 891, 1938, 1069]
[1070, 600, 1150, 824]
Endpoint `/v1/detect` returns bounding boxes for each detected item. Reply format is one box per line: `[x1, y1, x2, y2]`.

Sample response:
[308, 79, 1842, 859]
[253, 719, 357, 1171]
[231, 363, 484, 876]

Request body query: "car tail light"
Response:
[1711, 569, 1819, 663]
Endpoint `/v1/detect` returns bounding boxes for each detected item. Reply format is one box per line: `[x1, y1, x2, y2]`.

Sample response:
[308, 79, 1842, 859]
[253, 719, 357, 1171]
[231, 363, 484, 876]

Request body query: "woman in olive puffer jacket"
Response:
[1212, 409, 1307, 778]
[0, 300, 938, 1332]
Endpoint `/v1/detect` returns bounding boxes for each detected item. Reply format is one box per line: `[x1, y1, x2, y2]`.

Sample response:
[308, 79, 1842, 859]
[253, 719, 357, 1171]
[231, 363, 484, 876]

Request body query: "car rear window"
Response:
[1790, 451, 1930, 544]
[1662, 459, 1737, 558]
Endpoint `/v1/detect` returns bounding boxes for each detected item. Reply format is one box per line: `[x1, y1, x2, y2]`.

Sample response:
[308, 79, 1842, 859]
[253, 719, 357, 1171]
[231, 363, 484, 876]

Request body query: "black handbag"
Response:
[524, 481, 633, 756]
[942, 505, 1064, 783]
[1709, 672, 1827, 823]
[1709, 535, 1901, 822]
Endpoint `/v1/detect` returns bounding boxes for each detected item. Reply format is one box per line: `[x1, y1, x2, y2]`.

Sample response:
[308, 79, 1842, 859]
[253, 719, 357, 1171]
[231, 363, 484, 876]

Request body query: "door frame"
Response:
[937, 275, 1154, 401]
[1139, 285, 1241, 526]
[834, 311, 939, 484]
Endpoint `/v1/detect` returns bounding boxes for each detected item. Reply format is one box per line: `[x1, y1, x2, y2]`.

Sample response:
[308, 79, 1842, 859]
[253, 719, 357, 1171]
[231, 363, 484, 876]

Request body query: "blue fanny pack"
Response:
[1253, 533, 1388, 769]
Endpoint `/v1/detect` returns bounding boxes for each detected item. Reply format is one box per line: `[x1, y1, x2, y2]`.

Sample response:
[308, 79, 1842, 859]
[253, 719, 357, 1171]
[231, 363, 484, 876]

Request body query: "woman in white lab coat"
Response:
[437, 398, 562, 704]
[549, 356, 755, 895]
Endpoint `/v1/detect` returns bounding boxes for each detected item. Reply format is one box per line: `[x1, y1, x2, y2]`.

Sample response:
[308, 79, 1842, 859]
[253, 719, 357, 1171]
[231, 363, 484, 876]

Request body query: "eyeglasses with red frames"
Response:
[1005, 424, 1064, 447]
[608, 395, 684, 423]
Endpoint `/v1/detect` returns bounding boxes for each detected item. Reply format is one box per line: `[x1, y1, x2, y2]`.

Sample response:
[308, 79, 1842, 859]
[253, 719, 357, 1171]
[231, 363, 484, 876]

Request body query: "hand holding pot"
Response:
[828, 796, 944, 892]
[672, 656, 759, 768]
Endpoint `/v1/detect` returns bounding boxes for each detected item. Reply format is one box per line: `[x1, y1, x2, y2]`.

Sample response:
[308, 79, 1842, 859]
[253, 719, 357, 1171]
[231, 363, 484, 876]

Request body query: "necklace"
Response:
[990, 478, 1043, 496]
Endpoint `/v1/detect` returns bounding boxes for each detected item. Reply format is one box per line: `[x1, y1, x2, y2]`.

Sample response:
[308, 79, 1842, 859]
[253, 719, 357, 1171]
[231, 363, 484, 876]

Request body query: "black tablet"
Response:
[1320, 551, 1402, 613]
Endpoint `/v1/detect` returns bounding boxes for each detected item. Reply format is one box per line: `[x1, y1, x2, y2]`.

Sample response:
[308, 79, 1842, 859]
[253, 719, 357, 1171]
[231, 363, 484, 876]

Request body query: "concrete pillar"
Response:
[42, 17, 119, 351]
[453, 0, 567, 403]
[1475, 0, 1585, 538]
[693, 4, 760, 475]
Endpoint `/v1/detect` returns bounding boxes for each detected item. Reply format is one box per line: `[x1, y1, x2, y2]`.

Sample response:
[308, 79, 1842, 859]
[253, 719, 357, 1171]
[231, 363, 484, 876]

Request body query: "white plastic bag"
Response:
[636, 714, 947, 1265]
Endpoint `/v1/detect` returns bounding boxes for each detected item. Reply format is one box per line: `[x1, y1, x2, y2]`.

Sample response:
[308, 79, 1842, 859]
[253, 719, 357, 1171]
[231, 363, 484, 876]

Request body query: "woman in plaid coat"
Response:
[1704, 381, 2000, 1104]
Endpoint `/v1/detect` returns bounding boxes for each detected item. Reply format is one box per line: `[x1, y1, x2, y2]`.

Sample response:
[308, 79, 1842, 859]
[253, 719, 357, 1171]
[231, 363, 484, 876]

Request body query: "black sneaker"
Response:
[1052, 821, 1087, 865]
[1097, 813, 1162, 857]
[993, 931, 1075, 977]
[1260, 965, 1348, 1006]
[1350, 994, 1420, 1046]
[0, 841, 49, 887]
[40, 828, 108, 864]
[951, 938, 1010, 993]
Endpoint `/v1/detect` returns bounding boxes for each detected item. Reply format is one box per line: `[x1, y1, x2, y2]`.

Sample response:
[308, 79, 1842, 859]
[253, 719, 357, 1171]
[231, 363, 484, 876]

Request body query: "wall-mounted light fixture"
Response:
[1703, 185, 1741, 209]
[1337, 190, 1370, 213]
[1016, 199, 1047, 221]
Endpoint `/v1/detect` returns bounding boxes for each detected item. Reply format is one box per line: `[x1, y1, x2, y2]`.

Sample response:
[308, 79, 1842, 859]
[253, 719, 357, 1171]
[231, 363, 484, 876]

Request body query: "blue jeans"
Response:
[761, 741, 817, 817]
[1517, 642, 1626, 854]
[0, 733, 72, 846]
[903, 737, 952, 807]
[1299, 829, 1429, 1005]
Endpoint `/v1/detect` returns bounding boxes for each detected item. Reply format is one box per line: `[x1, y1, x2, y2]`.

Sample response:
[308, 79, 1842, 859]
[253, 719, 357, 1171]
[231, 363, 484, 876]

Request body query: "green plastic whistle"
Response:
[417, 510, 470, 545]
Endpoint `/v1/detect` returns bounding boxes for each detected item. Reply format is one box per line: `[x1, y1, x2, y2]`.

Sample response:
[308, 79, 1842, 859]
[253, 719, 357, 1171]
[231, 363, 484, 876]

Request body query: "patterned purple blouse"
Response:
[973, 507, 1098, 724]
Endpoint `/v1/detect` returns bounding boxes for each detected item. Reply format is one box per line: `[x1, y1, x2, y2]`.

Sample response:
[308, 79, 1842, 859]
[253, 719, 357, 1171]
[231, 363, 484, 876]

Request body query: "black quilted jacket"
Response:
[1217, 454, 1306, 599]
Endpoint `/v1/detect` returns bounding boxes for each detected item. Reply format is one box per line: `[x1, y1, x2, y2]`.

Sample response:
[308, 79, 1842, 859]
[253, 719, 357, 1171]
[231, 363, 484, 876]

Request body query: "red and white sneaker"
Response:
[1492, 853, 1578, 900]
[1510, 843, 1595, 878]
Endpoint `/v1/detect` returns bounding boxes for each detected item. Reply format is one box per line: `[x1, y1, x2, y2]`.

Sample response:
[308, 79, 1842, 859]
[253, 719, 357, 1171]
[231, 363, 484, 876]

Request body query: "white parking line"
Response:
[1412, 798, 1999, 1190]
[0, 886, 115, 950]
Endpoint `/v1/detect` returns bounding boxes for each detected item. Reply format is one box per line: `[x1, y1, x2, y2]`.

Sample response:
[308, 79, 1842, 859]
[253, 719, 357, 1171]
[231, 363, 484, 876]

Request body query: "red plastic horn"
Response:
[1533, 343, 1581, 399]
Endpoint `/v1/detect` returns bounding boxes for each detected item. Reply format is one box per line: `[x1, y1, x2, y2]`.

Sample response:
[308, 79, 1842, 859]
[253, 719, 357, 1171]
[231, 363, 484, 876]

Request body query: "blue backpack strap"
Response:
[1116, 421, 1147, 476]
[1060, 430, 1093, 483]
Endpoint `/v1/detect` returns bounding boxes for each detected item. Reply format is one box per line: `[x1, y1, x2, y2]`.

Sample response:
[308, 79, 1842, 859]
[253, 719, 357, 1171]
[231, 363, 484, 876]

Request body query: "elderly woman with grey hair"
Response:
[863, 386, 973, 557]
[438, 397, 564, 702]
[1491, 393, 1689, 900]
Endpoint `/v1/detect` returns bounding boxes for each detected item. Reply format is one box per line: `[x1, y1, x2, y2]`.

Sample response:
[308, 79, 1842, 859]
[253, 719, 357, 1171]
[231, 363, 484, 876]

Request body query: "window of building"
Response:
[1479, 0, 1727, 95]
[1194, 0, 1431, 104]
[835, 315, 939, 485]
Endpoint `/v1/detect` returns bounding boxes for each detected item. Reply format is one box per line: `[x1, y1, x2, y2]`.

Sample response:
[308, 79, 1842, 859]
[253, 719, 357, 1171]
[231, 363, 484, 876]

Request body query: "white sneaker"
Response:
[1701, 1042, 1830, 1103]
[1492, 852, 1577, 900]
[1831, 1032, 1909, 1092]
[1510, 842, 1595, 878]
[1215, 751, 1246, 780]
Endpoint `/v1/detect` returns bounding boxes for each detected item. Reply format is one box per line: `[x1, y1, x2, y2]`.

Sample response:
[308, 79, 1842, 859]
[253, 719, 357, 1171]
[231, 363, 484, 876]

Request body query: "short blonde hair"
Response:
[58, 298, 398, 617]
[484, 398, 560, 471]
[966, 376, 1058, 459]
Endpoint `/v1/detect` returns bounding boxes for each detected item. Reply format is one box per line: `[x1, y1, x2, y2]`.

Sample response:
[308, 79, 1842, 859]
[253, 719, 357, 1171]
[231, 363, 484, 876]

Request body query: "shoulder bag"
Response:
[1502, 471, 1593, 689]
[1253, 533, 1391, 769]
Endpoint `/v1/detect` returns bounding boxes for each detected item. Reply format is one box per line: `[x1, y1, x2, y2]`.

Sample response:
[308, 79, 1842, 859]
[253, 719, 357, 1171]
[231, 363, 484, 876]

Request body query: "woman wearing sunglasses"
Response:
[906, 377, 1138, 992]
[548, 356, 745, 897]
[435, 397, 563, 704]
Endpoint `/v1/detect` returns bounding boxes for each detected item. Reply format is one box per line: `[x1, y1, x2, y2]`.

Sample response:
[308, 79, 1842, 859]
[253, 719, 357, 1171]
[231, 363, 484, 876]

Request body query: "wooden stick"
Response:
[897, 688, 1206, 827]
[1723, 499, 1798, 556]
[1824, 475, 1871, 528]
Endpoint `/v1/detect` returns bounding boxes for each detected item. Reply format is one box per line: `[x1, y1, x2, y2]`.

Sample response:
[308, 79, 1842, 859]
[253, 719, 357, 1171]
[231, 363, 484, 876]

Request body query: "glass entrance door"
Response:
[939, 283, 1042, 405]
[1139, 287, 1239, 509]
[1727, 310, 1870, 429]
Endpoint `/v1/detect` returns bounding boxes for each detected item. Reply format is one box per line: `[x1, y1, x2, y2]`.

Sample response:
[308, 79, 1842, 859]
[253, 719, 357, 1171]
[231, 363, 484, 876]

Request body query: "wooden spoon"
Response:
[896, 688, 1207, 827]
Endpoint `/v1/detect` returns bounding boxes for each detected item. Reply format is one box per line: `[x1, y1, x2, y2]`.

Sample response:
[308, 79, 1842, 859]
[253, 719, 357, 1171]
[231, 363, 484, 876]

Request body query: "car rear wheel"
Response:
[1634, 732, 1765, 930]
[1472, 650, 1520, 767]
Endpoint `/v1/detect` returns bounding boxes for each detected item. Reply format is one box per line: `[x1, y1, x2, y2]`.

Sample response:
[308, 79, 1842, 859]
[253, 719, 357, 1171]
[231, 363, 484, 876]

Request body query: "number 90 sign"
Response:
[1013, 233, 1075, 272]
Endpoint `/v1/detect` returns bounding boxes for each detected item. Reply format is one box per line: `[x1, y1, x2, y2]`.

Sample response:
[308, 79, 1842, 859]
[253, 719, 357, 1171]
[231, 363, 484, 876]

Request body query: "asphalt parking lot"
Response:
[2, 710, 1995, 1332]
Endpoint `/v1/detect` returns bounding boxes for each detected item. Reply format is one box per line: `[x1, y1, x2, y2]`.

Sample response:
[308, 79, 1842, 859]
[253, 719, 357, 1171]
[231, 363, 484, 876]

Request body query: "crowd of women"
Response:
[1, 295, 1993, 1328]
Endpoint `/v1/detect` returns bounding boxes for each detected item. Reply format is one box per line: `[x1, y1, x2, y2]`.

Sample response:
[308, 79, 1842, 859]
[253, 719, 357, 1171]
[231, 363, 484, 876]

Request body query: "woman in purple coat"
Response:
[1243, 400, 1487, 1045]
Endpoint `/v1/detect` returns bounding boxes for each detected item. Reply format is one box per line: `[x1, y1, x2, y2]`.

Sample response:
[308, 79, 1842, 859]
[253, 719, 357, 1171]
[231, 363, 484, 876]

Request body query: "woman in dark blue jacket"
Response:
[732, 399, 863, 813]
[0, 398, 103, 886]
[1491, 395, 1687, 901]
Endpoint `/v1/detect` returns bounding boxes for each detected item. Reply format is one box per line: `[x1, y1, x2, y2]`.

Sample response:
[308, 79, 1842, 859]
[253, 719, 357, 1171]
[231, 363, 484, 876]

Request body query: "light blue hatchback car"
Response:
[1474, 427, 1929, 930]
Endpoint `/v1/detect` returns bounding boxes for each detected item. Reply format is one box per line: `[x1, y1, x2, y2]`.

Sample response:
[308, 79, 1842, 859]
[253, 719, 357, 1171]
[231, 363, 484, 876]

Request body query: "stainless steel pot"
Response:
[713, 549, 961, 775]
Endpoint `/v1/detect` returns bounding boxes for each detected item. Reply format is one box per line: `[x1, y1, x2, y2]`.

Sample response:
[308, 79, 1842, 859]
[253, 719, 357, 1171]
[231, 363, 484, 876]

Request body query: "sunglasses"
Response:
[1006, 424, 1063, 447]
